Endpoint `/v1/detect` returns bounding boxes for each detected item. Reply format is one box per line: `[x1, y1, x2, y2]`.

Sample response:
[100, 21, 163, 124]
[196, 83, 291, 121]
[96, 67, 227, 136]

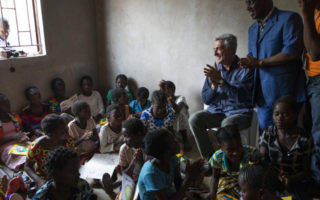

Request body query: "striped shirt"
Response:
[259, 126, 313, 175]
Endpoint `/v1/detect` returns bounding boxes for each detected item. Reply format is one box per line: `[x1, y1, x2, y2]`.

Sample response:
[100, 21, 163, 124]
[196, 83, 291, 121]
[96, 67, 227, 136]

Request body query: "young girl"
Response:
[21, 87, 50, 135]
[140, 90, 175, 132]
[68, 101, 99, 162]
[48, 77, 66, 114]
[0, 93, 29, 171]
[99, 104, 124, 153]
[238, 165, 283, 200]
[102, 118, 146, 199]
[138, 129, 204, 200]
[160, 80, 191, 152]
[24, 114, 74, 189]
[110, 88, 131, 121]
[129, 87, 151, 117]
[77, 75, 104, 123]
[33, 147, 97, 200]
[204, 125, 261, 200]
[259, 96, 314, 198]
[106, 74, 133, 106]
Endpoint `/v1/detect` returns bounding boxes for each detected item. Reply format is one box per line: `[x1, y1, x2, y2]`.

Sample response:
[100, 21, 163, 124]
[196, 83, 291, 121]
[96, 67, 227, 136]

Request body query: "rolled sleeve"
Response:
[281, 13, 303, 57]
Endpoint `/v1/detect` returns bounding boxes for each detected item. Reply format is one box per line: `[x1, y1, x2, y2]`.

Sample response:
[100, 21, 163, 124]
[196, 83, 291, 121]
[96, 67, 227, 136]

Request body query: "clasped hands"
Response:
[203, 63, 222, 85]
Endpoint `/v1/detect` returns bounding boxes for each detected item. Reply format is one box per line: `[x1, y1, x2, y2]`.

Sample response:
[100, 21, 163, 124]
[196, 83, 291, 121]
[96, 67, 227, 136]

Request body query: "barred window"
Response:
[0, 0, 45, 59]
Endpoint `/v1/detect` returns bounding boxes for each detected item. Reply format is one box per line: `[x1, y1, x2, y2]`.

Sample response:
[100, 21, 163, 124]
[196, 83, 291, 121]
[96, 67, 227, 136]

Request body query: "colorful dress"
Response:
[140, 107, 175, 132]
[129, 100, 151, 115]
[209, 145, 261, 199]
[0, 114, 26, 170]
[26, 137, 75, 179]
[21, 104, 50, 132]
[32, 178, 95, 200]
[48, 98, 61, 113]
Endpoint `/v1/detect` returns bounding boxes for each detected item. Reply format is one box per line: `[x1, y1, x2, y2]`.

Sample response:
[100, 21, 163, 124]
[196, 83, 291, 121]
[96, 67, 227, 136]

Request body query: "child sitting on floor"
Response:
[204, 125, 261, 200]
[129, 87, 151, 118]
[110, 88, 132, 121]
[33, 147, 97, 200]
[138, 129, 204, 200]
[99, 104, 124, 153]
[48, 77, 66, 114]
[238, 165, 283, 200]
[259, 96, 314, 199]
[21, 86, 50, 137]
[102, 118, 146, 199]
[68, 101, 99, 163]
[77, 75, 104, 123]
[140, 90, 175, 132]
[0, 93, 29, 171]
[106, 74, 133, 107]
[160, 80, 191, 152]
[24, 114, 75, 190]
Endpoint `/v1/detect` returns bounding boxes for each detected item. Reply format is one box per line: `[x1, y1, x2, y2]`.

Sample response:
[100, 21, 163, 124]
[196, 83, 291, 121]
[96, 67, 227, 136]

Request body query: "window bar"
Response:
[25, 0, 33, 45]
[32, 0, 41, 53]
[13, 0, 21, 46]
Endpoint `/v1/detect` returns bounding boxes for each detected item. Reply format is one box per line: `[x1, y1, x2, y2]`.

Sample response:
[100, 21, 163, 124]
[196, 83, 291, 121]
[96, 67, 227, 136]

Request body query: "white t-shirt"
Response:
[99, 123, 122, 153]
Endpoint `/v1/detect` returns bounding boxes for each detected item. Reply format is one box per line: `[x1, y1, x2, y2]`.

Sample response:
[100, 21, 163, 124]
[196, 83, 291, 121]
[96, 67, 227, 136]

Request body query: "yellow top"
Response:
[306, 9, 320, 77]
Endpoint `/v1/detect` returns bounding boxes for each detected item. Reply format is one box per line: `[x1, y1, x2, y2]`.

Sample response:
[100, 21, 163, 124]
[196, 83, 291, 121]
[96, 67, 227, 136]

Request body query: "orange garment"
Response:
[306, 9, 320, 77]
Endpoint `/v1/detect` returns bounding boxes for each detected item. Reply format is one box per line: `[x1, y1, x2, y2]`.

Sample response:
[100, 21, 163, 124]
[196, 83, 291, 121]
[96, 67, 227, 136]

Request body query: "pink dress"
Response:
[0, 122, 26, 170]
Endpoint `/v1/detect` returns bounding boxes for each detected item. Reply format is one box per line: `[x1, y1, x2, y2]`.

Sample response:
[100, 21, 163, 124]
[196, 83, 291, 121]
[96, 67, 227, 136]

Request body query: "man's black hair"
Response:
[143, 129, 170, 160]
[41, 114, 66, 135]
[45, 146, 78, 179]
[123, 118, 145, 136]
[79, 75, 93, 86]
[106, 104, 121, 118]
[51, 77, 65, 91]
[71, 100, 89, 116]
[273, 95, 299, 114]
[110, 88, 125, 103]
[216, 124, 241, 145]
[151, 90, 167, 105]
[115, 74, 128, 82]
[137, 87, 149, 100]
[25, 86, 40, 100]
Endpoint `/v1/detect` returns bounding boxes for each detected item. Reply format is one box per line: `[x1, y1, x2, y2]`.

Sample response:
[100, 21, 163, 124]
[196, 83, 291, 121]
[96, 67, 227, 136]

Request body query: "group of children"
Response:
[0, 73, 319, 200]
[0, 74, 194, 199]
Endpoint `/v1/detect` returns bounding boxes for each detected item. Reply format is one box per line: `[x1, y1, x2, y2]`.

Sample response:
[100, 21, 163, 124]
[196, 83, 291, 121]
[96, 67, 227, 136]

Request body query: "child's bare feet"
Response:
[102, 173, 117, 199]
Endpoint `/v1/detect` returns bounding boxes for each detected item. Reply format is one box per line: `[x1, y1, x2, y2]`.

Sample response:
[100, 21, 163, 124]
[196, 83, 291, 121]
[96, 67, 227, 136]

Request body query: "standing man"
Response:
[189, 34, 254, 159]
[240, 0, 306, 132]
[299, 0, 320, 184]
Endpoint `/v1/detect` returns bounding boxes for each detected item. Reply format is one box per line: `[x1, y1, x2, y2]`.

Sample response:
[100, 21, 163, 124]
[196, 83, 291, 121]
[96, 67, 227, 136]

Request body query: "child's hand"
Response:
[90, 128, 99, 141]
[81, 131, 92, 141]
[15, 132, 30, 143]
[200, 192, 215, 200]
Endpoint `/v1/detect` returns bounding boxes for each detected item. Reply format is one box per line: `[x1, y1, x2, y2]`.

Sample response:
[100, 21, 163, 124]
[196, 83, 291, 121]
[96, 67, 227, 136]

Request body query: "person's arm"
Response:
[240, 13, 303, 69]
[202, 168, 220, 200]
[0, 132, 29, 146]
[24, 151, 45, 189]
[152, 159, 204, 200]
[216, 68, 254, 103]
[301, 1, 320, 61]
[201, 78, 224, 105]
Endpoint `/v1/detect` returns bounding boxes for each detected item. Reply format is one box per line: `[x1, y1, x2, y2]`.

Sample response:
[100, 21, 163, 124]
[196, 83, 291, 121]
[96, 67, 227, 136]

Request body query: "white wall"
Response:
[96, 0, 301, 113]
[0, 0, 98, 113]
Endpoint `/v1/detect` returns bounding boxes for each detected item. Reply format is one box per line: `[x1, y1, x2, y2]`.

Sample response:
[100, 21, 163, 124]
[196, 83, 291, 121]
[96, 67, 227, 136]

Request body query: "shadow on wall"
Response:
[127, 78, 138, 99]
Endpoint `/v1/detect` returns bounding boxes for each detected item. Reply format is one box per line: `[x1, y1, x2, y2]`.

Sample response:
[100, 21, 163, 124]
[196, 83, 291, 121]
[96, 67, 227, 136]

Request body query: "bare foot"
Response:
[102, 173, 117, 198]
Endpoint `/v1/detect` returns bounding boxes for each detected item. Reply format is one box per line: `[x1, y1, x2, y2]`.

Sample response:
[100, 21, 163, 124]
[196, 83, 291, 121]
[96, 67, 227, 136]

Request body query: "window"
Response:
[0, 0, 45, 59]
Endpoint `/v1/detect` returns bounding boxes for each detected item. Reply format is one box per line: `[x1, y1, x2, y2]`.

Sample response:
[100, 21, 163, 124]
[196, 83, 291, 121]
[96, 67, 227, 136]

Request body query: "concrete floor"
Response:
[91, 136, 212, 200]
